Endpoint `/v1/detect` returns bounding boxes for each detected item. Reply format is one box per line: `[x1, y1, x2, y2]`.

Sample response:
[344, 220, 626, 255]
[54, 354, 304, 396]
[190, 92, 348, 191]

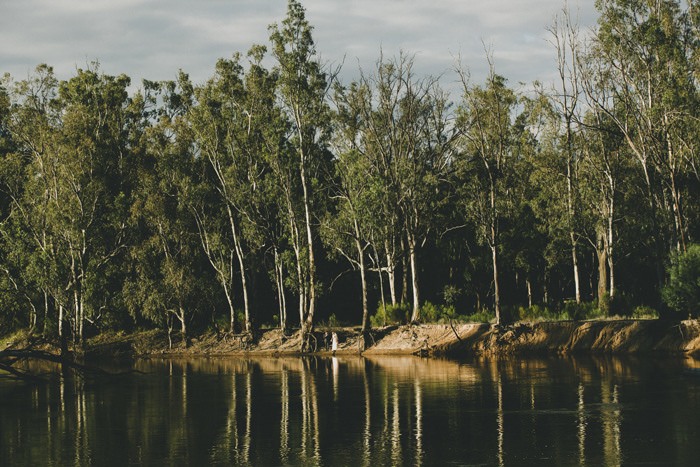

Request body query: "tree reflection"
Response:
[1, 355, 693, 466]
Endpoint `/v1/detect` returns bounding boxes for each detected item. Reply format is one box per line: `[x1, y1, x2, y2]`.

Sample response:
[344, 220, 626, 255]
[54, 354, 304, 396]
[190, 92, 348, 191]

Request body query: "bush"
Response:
[632, 306, 659, 319]
[662, 244, 700, 319]
[517, 304, 560, 322]
[419, 301, 439, 323]
[370, 303, 410, 327]
[561, 300, 603, 321]
[462, 308, 496, 324]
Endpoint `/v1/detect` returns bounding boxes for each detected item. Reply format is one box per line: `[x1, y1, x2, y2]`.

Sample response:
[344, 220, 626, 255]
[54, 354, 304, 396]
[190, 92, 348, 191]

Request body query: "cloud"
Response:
[0, 0, 597, 96]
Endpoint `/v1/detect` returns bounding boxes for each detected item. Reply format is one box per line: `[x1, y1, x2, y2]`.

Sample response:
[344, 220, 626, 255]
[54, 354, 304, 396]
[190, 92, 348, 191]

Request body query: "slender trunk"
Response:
[294, 243, 306, 330]
[401, 244, 409, 305]
[223, 280, 235, 333]
[408, 232, 420, 323]
[526, 278, 532, 309]
[356, 238, 369, 332]
[42, 290, 49, 336]
[607, 192, 615, 299]
[74, 289, 82, 345]
[385, 240, 397, 306]
[492, 244, 501, 325]
[596, 225, 608, 315]
[227, 205, 251, 334]
[300, 155, 316, 335]
[179, 306, 187, 346]
[274, 247, 287, 331]
[372, 243, 387, 323]
[58, 303, 64, 339]
[571, 233, 581, 304]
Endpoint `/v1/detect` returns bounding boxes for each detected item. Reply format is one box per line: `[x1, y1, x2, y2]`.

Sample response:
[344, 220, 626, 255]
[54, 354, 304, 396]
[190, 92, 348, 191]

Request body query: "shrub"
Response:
[370, 303, 410, 327]
[517, 304, 560, 322]
[662, 244, 700, 319]
[562, 300, 603, 321]
[463, 309, 496, 324]
[632, 306, 659, 319]
[420, 301, 440, 323]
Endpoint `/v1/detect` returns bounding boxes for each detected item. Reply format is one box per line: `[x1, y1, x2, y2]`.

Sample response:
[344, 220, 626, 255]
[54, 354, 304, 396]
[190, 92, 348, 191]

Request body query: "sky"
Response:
[0, 0, 598, 98]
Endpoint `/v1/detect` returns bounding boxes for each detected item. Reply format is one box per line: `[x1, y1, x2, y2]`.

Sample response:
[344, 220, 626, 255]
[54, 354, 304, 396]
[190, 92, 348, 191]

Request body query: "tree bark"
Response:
[408, 232, 421, 323]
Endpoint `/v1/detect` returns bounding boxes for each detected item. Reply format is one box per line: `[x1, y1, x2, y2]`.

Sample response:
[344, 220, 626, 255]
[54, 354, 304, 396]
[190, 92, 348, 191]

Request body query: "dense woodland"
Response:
[1, 0, 700, 349]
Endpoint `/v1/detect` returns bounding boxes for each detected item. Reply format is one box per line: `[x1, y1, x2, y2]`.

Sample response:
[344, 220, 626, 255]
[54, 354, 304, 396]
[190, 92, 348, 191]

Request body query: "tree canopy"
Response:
[2, 0, 699, 349]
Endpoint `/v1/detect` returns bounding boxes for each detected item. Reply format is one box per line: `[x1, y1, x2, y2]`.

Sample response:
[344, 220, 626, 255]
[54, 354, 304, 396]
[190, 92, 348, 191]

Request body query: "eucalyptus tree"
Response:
[456, 65, 519, 325]
[124, 75, 205, 346]
[577, 112, 627, 309]
[190, 56, 253, 334]
[0, 67, 61, 334]
[51, 66, 134, 343]
[343, 53, 454, 323]
[585, 0, 698, 283]
[269, 0, 334, 347]
[0, 65, 133, 342]
[326, 80, 375, 332]
[545, 8, 586, 304]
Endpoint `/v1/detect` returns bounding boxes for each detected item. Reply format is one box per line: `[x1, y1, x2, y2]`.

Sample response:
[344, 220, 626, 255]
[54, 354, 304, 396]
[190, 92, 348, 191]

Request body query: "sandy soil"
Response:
[91, 318, 700, 358]
[5, 319, 700, 359]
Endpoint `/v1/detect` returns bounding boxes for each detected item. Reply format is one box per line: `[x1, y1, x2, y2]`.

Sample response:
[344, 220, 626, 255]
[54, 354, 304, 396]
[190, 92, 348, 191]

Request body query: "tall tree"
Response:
[587, 0, 698, 294]
[269, 0, 333, 348]
[456, 63, 519, 325]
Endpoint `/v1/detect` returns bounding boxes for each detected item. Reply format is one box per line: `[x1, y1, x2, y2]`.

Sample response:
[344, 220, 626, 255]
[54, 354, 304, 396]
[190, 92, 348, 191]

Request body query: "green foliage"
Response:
[2, 0, 700, 342]
[561, 300, 604, 321]
[662, 245, 700, 319]
[517, 305, 561, 322]
[632, 306, 659, 320]
[370, 303, 410, 327]
[462, 309, 496, 324]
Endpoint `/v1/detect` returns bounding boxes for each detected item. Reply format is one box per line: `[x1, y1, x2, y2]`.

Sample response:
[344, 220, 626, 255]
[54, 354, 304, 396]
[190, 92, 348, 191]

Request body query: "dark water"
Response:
[2, 355, 700, 466]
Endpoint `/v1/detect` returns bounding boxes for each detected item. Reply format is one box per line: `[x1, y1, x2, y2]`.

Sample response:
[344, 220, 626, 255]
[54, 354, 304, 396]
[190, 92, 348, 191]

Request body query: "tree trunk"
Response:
[299, 154, 316, 342]
[571, 231, 581, 304]
[492, 244, 502, 325]
[274, 247, 287, 331]
[356, 238, 369, 332]
[58, 303, 65, 339]
[178, 306, 187, 346]
[227, 205, 251, 334]
[408, 232, 421, 323]
[596, 225, 609, 315]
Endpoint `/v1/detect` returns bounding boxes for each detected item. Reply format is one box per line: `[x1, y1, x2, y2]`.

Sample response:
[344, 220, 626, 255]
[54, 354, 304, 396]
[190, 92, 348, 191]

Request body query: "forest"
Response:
[1, 0, 699, 350]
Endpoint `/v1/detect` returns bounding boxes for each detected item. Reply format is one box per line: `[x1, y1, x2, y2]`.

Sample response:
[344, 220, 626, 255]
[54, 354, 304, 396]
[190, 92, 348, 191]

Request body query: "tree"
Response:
[125, 75, 206, 346]
[456, 63, 519, 325]
[587, 0, 698, 291]
[326, 80, 375, 332]
[662, 244, 700, 318]
[269, 0, 334, 349]
[51, 65, 133, 344]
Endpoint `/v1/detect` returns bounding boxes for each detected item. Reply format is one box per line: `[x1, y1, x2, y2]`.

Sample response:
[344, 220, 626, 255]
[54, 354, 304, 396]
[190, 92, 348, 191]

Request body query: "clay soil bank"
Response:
[76, 318, 700, 359]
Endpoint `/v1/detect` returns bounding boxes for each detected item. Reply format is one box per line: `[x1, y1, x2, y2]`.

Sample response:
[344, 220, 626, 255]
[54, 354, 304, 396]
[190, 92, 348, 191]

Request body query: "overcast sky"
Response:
[1, 0, 597, 97]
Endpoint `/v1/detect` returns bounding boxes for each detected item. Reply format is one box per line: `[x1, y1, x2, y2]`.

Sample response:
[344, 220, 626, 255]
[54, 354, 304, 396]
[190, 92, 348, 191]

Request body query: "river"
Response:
[1, 354, 700, 465]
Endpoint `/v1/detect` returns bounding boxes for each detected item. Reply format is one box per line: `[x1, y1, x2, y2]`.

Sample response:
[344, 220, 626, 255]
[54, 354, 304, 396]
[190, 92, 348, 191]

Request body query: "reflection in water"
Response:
[3, 355, 700, 466]
[414, 378, 423, 467]
[496, 368, 504, 467]
[362, 362, 371, 467]
[280, 367, 290, 464]
[578, 383, 586, 466]
[391, 383, 402, 466]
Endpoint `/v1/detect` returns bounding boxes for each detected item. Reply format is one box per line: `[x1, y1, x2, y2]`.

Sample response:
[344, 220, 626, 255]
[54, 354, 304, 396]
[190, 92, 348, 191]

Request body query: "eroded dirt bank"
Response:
[74, 318, 700, 358]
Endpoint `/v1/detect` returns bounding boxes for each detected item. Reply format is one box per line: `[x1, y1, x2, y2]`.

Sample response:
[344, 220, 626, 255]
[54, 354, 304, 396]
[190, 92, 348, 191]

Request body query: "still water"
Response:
[2, 354, 700, 466]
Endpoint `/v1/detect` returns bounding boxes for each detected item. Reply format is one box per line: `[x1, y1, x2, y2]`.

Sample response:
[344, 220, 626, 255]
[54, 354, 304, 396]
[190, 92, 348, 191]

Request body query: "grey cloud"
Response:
[0, 0, 597, 95]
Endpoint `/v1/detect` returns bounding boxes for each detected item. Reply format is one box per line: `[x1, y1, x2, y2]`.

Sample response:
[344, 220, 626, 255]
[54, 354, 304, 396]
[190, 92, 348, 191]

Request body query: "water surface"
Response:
[2, 354, 700, 466]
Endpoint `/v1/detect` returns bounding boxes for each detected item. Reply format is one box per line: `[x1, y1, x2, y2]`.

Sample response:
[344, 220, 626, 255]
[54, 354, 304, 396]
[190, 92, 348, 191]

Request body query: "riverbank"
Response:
[4, 318, 700, 359]
[68, 318, 700, 358]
